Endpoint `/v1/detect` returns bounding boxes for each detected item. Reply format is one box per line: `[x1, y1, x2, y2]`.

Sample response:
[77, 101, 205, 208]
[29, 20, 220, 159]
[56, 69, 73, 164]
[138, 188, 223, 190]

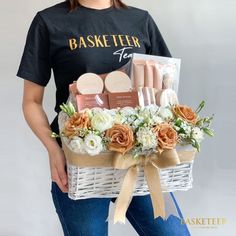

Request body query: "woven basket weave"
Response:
[67, 162, 193, 200]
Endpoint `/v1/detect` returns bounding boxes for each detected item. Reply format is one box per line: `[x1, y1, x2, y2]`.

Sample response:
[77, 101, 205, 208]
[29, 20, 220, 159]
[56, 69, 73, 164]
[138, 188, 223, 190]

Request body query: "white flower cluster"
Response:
[65, 105, 169, 155]
[173, 117, 205, 151]
[62, 104, 209, 156]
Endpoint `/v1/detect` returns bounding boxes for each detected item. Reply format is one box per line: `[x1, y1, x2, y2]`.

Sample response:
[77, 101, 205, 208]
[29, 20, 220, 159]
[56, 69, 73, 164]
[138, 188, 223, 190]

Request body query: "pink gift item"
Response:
[76, 73, 104, 95]
[76, 93, 109, 111]
[155, 89, 179, 107]
[104, 71, 132, 93]
[144, 61, 154, 87]
[152, 63, 163, 91]
[132, 60, 145, 90]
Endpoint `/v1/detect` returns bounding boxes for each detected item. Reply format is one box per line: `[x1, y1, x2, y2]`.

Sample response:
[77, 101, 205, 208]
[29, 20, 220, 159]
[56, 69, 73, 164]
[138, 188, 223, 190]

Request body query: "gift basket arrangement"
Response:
[52, 53, 214, 223]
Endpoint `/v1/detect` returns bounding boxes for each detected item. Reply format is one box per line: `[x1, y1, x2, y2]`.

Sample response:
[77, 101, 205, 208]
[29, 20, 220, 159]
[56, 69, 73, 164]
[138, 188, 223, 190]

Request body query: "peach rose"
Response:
[172, 104, 198, 124]
[105, 124, 134, 155]
[152, 122, 178, 151]
[64, 112, 91, 137]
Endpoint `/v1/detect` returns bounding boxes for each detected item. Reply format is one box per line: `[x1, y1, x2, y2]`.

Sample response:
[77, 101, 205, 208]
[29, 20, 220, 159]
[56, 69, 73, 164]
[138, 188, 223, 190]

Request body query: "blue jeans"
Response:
[51, 181, 191, 236]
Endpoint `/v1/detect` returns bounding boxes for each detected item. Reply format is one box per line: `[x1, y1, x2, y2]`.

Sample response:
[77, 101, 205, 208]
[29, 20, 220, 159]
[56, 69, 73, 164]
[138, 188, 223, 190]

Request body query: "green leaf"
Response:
[68, 102, 76, 115]
[202, 128, 214, 137]
[190, 138, 200, 152]
[59, 102, 76, 117]
[195, 101, 205, 114]
[175, 118, 182, 126]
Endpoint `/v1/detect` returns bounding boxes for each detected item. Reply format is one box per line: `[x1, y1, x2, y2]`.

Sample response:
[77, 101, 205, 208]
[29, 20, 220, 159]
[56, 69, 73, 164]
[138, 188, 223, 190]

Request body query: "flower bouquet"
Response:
[53, 101, 213, 156]
[52, 100, 214, 223]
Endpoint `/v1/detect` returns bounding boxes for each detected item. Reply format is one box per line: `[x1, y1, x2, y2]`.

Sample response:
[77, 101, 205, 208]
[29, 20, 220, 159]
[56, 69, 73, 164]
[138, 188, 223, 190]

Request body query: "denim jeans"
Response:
[51, 181, 191, 236]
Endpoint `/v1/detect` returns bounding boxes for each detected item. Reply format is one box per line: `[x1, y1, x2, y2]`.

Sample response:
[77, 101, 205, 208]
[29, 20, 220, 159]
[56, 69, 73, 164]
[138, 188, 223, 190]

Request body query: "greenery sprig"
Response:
[60, 102, 76, 117]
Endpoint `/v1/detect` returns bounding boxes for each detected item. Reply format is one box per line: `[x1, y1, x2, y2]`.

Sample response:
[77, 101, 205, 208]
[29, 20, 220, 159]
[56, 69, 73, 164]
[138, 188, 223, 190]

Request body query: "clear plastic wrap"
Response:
[130, 53, 181, 93]
[66, 53, 180, 111]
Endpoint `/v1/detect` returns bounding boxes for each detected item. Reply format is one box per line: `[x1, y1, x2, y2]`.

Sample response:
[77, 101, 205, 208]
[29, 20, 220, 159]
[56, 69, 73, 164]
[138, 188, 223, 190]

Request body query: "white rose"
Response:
[84, 134, 103, 156]
[136, 127, 157, 151]
[91, 111, 114, 132]
[191, 127, 204, 142]
[69, 137, 85, 154]
[158, 107, 173, 120]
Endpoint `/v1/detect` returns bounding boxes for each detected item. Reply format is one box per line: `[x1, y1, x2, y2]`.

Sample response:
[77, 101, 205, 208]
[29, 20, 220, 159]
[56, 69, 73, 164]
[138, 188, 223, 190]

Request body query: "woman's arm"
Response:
[22, 80, 68, 193]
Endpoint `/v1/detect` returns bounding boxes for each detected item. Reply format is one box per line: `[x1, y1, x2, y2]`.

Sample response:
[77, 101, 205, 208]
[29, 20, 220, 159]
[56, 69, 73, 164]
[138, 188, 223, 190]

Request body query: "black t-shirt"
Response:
[16, 1, 171, 147]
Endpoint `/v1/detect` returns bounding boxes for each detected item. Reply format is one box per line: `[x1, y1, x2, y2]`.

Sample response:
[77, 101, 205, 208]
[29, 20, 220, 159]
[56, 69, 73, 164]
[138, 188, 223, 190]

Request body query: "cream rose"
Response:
[91, 111, 114, 132]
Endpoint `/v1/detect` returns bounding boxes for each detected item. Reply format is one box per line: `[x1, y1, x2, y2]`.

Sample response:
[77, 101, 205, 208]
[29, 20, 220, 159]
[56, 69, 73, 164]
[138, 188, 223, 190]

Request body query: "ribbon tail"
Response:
[113, 166, 138, 224]
[163, 192, 181, 219]
[144, 164, 166, 220]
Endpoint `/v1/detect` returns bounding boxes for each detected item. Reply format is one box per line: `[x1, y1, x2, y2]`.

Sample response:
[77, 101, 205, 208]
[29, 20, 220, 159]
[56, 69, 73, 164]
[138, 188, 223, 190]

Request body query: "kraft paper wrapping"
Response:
[61, 137, 197, 224]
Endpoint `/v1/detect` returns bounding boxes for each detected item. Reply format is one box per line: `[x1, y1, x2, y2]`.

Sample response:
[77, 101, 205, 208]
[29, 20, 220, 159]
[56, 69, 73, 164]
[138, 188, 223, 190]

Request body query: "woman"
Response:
[17, 0, 191, 235]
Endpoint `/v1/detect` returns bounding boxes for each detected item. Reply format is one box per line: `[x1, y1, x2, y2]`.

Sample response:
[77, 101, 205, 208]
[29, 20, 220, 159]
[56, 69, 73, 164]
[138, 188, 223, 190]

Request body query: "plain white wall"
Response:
[1, 0, 235, 235]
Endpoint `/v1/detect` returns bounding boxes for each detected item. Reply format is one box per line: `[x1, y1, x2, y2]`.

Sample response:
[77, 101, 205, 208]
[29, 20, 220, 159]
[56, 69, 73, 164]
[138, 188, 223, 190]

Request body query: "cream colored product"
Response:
[163, 73, 174, 89]
[142, 87, 151, 106]
[144, 61, 154, 87]
[132, 60, 145, 90]
[149, 87, 156, 104]
[76, 73, 104, 95]
[138, 87, 157, 106]
[138, 87, 145, 107]
[104, 71, 132, 93]
[155, 89, 179, 107]
[152, 63, 163, 91]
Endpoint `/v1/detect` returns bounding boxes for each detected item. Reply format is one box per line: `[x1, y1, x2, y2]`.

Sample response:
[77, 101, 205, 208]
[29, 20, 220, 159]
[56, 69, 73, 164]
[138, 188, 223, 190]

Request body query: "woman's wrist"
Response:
[46, 137, 62, 155]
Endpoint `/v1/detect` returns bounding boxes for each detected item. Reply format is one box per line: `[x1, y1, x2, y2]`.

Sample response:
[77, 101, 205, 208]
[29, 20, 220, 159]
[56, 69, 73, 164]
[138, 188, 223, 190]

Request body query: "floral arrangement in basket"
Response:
[52, 101, 214, 157]
[51, 100, 214, 223]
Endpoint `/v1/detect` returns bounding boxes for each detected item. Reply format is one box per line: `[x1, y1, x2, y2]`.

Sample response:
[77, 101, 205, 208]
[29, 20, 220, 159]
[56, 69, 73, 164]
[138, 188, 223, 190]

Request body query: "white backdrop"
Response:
[1, 0, 235, 235]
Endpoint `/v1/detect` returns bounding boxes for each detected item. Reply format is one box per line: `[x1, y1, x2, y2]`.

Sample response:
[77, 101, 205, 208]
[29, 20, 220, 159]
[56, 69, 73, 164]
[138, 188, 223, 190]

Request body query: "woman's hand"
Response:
[48, 147, 68, 193]
[22, 80, 68, 193]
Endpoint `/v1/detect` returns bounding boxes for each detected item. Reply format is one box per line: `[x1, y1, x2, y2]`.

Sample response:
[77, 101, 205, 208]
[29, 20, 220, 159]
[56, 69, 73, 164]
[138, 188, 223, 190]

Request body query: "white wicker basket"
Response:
[59, 110, 194, 200]
[67, 162, 193, 200]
